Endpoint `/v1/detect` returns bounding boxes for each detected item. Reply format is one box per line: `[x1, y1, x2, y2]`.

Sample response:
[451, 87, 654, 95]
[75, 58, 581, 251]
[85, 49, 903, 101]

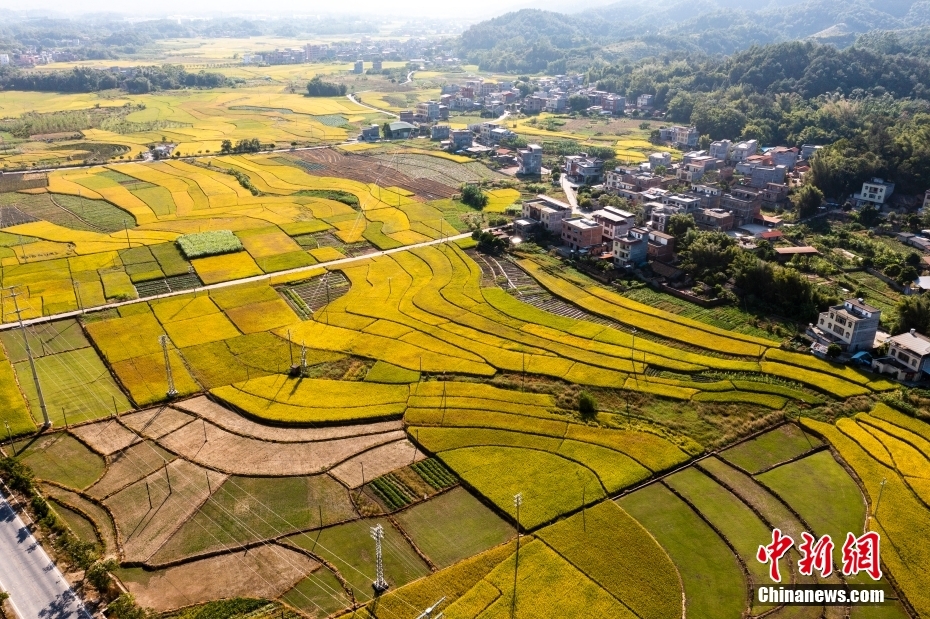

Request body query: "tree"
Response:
[826, 343, 842, 358]
[568, 94, 589, 112]
[306, 76, 347, 97]
[578, 391, 597, 419]
[86, 559, 118, 592]
[678, 230, 737, 281]
[654, 164, 667, 176]
[220, 140, 232, 154]
[461, 184, 488, 208]
[893, 294, 930, 334]
[666, 213, 695, 246]
[791, 184, 823, 219]
[382, 122, 392, 140]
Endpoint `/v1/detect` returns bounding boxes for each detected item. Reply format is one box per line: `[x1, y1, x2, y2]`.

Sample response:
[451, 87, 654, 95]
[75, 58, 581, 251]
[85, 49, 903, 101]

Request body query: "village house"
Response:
[810, 298, 881, 353]
[614, 228, 649, 267]
[521, 195, 573, 233]
[516, 144, 543, 175]
[854, 178, 895, 208]
[360, 124, 380, 141]
[563, 154, 604, 185]
[872, 330, 930, 381]
[560, 217, 604, 251]
[591, 207, 634, 243]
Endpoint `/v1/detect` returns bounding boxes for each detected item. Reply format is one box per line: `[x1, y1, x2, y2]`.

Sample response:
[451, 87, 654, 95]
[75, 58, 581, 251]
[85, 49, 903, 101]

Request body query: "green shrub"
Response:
[578, 391, 597, 419]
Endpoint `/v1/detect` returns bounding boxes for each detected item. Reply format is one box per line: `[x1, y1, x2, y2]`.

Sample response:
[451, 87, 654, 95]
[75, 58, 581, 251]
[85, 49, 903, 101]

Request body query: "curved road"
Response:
[0, 490, 91, 619]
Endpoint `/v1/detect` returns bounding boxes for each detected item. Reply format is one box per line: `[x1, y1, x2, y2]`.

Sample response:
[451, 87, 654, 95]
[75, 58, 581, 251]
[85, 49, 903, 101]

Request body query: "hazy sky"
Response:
[0, 0, 586, 19]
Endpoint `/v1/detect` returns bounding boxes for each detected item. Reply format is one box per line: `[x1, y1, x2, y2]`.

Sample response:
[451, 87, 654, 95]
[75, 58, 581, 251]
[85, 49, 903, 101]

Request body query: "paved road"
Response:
[0, 490, 90, 619]
[561, 174, 579, 211]
[347, 93, 398, 118]
[0, 230, 475, 332]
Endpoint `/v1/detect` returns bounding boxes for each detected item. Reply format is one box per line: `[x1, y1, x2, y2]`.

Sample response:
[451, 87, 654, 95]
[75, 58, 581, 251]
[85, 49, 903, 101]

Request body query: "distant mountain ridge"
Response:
[456, 0, 930, 71]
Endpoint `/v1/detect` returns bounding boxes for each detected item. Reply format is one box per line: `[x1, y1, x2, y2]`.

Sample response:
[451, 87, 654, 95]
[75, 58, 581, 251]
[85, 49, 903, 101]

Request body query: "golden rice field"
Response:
[0, 63, 921, 616]
[0, 152, 480, 319]
[0, 87, 386, 169]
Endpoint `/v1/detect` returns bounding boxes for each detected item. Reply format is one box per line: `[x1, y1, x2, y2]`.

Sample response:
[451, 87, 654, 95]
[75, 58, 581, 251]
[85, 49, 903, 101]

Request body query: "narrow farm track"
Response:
[0, 233, 474, 332]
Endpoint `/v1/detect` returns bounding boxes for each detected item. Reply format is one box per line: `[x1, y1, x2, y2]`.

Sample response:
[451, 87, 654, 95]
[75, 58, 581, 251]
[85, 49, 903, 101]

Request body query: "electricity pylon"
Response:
[371, 524, 389, 593]
[160, 335, 177, 398]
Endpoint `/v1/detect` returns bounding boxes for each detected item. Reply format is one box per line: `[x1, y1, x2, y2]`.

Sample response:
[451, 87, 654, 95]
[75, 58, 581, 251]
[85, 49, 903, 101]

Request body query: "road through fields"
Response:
[0, 489, 91, 619]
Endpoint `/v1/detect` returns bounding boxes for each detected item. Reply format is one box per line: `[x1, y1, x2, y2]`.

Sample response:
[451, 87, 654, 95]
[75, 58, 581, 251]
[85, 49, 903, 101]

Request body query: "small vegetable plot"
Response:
[175, 230, 243, 259]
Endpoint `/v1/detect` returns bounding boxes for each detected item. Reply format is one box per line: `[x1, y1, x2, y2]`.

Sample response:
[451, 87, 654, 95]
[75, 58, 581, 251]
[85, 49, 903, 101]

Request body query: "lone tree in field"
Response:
[461, 184, 488, 208]
[578, 391, 597, 419]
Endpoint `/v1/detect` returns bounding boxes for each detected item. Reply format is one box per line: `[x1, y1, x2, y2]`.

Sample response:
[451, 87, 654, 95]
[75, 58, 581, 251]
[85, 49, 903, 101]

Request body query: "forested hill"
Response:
[456, 0, 930, 71]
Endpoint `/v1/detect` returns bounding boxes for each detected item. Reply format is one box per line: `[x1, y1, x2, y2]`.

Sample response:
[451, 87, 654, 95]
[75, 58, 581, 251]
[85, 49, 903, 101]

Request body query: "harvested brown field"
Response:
[105, 458, 227, 562]
[330, 439, 425, 488]
[175, 396, 404, 443]
[39, 483, 119, 556]
[290, 150, 456, 200]
[88, 441, 177, 500]
[71, 419, 141, 455]
[156, 419, 406, 476]
[121, 406, 196, 440]
[117, 544, 320, 612]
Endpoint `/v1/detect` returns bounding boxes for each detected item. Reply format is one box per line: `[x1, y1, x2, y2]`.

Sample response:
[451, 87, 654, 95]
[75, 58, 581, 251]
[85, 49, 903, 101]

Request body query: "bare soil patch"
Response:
[291, 149, 456, 200]
[175, 396, 403, 443]
[121, 406, 196, 439]
[71, 420, 141, 455]
[105, 458, 227, 562]
[330, 439, 425, 488]
[88, 441, 177, 500]
[157, 420, 405, 476]
[118, 544, 320, 612]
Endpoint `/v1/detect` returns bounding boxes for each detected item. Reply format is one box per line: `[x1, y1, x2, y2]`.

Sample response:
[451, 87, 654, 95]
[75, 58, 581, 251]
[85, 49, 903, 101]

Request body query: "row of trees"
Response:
[0, 65, 229, 93]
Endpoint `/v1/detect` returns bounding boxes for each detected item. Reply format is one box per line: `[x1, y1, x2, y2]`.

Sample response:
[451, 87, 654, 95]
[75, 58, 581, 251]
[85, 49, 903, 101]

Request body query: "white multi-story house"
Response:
[813, 298, 881, 353]
[873, 330, 930, 381]
[637, 94, 654, 109]
[854, 178, 895, 207]
[521, 195, 573, 233]
[731, 140, 758, 162]
[658, 126, 699, 149]
[648, 152, 672, 169]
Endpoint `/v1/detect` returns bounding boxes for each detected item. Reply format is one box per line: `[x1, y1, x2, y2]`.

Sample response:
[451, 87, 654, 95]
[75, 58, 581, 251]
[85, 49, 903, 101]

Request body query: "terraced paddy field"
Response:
[0, 150, 499, 320]
[0, 207, 920, 618]
[619, 423, 911, 619]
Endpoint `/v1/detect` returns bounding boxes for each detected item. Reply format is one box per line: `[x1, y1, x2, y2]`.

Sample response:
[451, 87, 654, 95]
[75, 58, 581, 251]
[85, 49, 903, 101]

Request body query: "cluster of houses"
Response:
[806, 298, 930, 383]
[1, 42, 83, 66]
[242, 36, 441, 66]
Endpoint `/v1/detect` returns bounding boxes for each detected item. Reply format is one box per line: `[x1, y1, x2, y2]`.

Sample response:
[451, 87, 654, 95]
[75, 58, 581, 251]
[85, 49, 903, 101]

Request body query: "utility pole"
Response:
[8, 289, 50, 427]
[4, 421, 15, 456]
[73, 281, 83, 314]
[159, 335, 177, 398]
[123, 219, 131, 249]
[873, 478, 887, 520]
[630, 327, 637, 383]
[370, 524, 389, 593]
[288, 329, 298, 376]
[512, 493, 523, 619]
